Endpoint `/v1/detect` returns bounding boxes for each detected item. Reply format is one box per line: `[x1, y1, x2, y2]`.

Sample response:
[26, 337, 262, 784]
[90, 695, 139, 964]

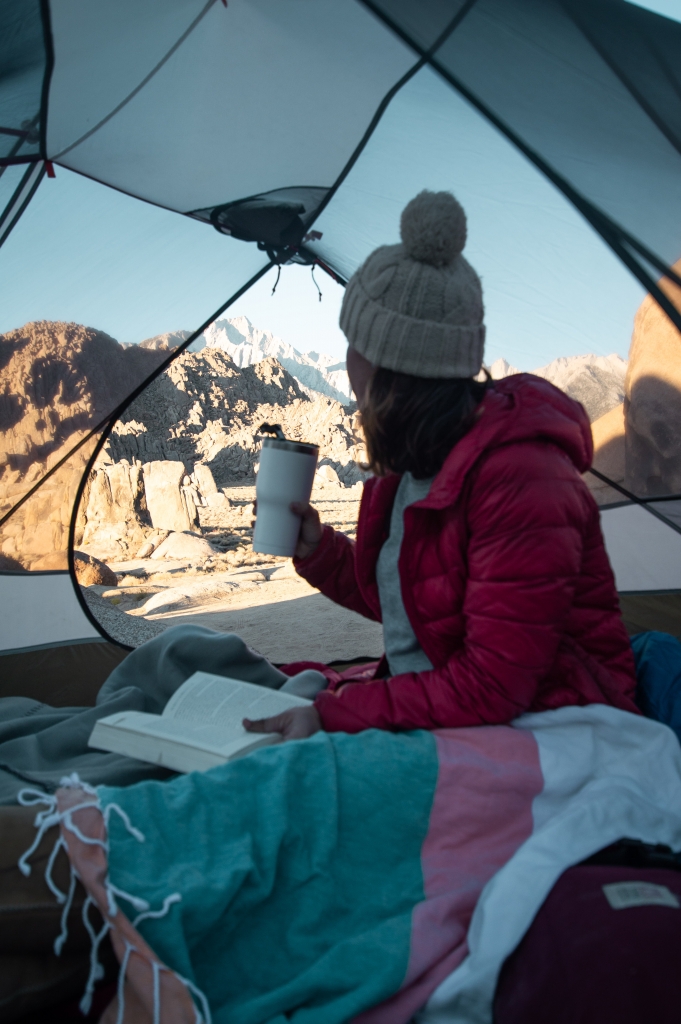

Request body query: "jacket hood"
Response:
[425, 373, 593, 509]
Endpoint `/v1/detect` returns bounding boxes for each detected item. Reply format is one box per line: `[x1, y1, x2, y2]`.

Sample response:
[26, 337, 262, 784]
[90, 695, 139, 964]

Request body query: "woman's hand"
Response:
[251, 500, 322, 559]
[243, 705, 322, 742]
[291, 501, 323, 560]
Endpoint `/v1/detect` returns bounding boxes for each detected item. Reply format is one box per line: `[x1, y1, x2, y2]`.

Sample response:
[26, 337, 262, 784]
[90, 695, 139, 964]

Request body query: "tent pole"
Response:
[588, 468, 681, 537]
[65, 260, 275, 647]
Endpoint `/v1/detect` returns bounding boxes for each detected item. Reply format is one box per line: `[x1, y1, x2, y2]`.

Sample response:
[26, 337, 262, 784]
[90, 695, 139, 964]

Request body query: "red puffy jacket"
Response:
[296, 374, 638, 733]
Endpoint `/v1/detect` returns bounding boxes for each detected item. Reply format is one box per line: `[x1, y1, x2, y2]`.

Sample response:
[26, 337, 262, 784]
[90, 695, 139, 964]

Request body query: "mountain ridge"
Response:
[202, 317, 352, 404]
[489, 352, 626, 422]
[137, 318, 626, 422]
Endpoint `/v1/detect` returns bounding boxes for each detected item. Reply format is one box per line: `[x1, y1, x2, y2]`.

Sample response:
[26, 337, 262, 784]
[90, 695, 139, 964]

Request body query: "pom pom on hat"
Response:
[400, 190, 467, 267]
[340, 189, 484, 378]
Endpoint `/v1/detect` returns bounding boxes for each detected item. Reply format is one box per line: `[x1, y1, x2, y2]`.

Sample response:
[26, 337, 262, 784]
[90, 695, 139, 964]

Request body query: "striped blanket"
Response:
[39, 705, 681, 1024]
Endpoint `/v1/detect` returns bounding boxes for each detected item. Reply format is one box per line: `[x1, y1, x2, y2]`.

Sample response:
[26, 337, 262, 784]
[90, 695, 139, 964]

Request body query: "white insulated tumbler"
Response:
[253, 437, 319, 557]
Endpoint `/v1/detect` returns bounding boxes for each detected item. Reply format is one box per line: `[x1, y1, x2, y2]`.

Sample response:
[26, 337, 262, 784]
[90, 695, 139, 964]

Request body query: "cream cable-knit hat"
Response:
[339, 190, 485, 378]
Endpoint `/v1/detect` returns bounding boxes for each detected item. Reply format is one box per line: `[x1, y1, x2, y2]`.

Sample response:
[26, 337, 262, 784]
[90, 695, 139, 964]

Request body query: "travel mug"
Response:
[253, 437, 319, 557]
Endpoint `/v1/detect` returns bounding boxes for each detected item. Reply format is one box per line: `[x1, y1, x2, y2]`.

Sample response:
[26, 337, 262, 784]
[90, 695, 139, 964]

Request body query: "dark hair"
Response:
[361, 368, 489, 479]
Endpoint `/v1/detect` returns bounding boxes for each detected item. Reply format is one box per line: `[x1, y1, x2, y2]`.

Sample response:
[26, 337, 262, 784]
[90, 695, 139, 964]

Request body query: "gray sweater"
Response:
[376, 472, 435, 676]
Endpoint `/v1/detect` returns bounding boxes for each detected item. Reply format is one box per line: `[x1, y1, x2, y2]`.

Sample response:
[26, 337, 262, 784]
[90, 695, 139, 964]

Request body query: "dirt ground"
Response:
[88, 482, 384, 664]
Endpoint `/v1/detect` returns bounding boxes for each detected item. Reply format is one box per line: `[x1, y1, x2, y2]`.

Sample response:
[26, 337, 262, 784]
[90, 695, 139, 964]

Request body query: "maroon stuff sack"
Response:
[494, 862, 681, 1024]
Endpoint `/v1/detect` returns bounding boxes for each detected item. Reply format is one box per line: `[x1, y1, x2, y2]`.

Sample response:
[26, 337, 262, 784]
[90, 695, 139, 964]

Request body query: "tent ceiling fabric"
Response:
[46, 0, 415, 214]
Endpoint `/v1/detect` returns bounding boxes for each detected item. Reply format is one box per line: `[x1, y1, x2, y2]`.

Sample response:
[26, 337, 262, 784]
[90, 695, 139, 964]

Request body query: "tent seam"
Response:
[65, 260, 274, 648]
[50, 0, 219, 162]
[304, 0, 481, 235]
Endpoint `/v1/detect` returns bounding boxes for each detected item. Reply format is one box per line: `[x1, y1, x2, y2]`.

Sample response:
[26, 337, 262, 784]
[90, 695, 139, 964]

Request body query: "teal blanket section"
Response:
[99, 728, 439, 1024]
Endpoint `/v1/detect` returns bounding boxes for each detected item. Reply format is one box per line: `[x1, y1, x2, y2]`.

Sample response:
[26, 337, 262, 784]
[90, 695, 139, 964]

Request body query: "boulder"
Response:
[137, 579, 244, 615]
[625, 262, 681, 496]
[134, 529, 169, 559]
[0, 553, 26, 571]
[27, 549, 118, 586]
[81, 462, 152, 559]
[204, 491, 228, 507]
[150, 531, 216, 561]
[73, 551, 118, 587]
[587, 403, 625, 505]
[84, 463, 145, 523]
[316, 464, 340, 485]
[28, 551, 69, 570]
[143, 461, 193, 532]
[194, 463, 218, 495]
[181, 484, 202, 520]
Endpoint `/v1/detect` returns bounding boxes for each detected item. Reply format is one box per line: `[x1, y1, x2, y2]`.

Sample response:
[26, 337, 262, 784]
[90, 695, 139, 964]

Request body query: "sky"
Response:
[628, 0, 681, 15]
[1, 0, 680, 368]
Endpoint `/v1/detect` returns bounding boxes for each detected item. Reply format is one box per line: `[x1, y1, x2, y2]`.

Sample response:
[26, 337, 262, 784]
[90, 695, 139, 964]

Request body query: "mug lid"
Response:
[260, 437, 319, 456]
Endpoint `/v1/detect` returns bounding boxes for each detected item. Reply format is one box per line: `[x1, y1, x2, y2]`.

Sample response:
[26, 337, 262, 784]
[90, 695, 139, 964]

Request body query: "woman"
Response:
[246, 189, 638, 741]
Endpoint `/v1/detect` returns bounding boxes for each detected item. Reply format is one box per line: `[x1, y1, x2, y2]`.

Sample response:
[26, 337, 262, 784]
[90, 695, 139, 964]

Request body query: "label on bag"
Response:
[603, 881, 680, 910]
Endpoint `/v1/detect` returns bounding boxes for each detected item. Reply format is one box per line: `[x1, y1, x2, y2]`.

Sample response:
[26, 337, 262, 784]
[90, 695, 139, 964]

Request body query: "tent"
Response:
[3, 0, 681, 674]
[0, 1, 680, 656]
[3, 0, 681, 685]
[3, 0, 681, 1017]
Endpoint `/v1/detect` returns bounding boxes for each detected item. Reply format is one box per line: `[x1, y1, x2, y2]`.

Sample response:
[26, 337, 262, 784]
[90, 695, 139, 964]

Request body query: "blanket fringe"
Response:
[80, 895, 110, 1015]
[17, 773, 211, 1024]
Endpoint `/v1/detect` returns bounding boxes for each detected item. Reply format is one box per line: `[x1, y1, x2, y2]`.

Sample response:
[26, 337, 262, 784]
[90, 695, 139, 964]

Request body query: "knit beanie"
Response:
[339, 190, 485, 378]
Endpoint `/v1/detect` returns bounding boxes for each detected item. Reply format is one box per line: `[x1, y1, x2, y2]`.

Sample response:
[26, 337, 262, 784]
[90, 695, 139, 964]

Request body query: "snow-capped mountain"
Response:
[202, 317, 352, 404]
[488, 352, 627, 422]
[139, 318, 626, 422]
[488, 357, 520, 379]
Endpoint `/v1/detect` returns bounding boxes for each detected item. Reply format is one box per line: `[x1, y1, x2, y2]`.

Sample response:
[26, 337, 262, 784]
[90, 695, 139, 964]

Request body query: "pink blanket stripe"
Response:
[354, 725, 543, 1024]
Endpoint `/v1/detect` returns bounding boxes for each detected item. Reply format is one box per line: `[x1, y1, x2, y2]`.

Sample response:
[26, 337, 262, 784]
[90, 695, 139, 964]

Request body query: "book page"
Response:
[132, 714, 280, 758]
[162, 672, 311, 745]
[88, 710, 281, 768]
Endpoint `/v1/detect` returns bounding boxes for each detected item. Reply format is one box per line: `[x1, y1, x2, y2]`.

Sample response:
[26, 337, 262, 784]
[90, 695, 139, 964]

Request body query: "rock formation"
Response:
[142, 461, 195, 533]
[80, 461, 154, 561]
[105, 347, 365, 489]
[149, 531, 216, 561]
[0, 320, 366, 568]
[581, 261, 681, 502]
[624, 262, 681, 497]
[0, 321, 168, 567]
[78, 460, 230, 561]
[588, 403, 626, 505]
[0, 321, 166, 496]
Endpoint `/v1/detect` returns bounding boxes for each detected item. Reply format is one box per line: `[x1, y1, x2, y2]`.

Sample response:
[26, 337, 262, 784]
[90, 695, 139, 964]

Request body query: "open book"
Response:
[88, 671, 312, 774]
